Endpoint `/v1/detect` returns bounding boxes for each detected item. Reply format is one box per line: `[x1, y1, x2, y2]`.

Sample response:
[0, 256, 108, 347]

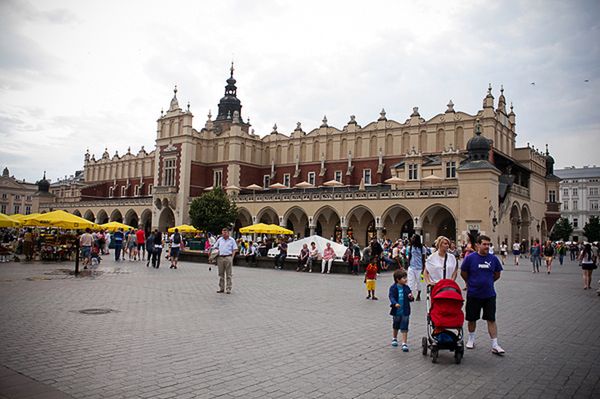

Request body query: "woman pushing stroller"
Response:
[421, 235, 465, 363]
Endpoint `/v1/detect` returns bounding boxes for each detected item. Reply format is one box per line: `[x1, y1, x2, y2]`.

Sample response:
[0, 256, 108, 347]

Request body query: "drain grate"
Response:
[78, 308, 116, 315]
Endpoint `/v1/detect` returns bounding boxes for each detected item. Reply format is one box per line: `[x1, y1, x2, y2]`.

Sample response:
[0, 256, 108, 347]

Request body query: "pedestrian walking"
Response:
[113, 228, 124, 262]
[213, 227, 237, 294]
[364, 255, 379, 300]
[460, 234, 505, 355]
[579, 243, 597, 290]
[151, 230, 164, 268]
[389, 269, 413, 351]
[169, 228, 182, 269]
[145, 231, 155, 267]
[512, 240, 520, 266]
[79, 228, 94, 268]
[407, 234, 426, 301]
[127, 229, 137, 261]
[499, 241, 508, 265]
[424, 236, 458, 286]
[530, 239, 542, 273]
[543, 240, 555, 274]
[136, 228, 146, 261]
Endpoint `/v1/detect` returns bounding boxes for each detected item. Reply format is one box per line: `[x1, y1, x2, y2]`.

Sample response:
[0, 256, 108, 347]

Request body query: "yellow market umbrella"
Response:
[24, 210, 98, 230]
[267, 224, 293, 235]
[100, 221, 135, 232]
[12, 213, 41, 222]
[239, 223, 293, 235]
[168, 224, 200, 233]
[0, 213, 22, 228]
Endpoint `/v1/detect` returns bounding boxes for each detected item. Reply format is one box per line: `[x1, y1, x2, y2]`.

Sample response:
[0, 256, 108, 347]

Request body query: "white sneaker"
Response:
[466, 338, 475, 349]
[492, 345, 505, 355]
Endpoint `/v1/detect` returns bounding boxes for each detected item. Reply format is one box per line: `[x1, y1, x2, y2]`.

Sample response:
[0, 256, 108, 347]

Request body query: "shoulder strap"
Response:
[443, 253, 448, 280]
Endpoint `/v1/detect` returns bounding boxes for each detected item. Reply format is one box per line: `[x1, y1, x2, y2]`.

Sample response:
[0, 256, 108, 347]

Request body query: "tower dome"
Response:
[466, 121, 491, 161]
[216, 63, 243, 122]
[37, 171, 50, 193]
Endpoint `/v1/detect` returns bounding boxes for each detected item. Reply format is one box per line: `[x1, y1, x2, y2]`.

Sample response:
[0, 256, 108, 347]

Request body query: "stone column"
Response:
[309, 225, 316, 237]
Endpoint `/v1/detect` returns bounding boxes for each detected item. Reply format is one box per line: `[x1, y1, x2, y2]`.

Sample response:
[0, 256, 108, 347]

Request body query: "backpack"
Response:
[173, 233, 181, 244]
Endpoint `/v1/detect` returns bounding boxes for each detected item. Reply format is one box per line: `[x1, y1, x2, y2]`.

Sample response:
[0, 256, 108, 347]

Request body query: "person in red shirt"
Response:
[136, 228, 146, 261]
[364, 255, 379, 300]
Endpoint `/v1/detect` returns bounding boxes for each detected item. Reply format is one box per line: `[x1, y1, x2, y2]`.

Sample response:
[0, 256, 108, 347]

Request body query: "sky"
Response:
[1, 0, 599, 183]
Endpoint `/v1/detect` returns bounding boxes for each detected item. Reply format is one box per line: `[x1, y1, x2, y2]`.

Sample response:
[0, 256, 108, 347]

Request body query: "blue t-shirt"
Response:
[461, 252, 503, 299]
[396, 284, 406, 314]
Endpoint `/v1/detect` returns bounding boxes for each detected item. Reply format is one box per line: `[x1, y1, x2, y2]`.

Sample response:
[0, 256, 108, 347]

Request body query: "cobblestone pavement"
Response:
[1, 254, 599, 399]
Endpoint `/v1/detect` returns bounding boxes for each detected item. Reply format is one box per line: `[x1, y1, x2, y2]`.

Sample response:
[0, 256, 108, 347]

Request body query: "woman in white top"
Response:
[424, 236, 458, 286]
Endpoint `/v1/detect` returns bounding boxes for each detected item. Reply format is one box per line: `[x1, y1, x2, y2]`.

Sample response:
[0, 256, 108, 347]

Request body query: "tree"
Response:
[583, 216, 600, 242]
[550, 217, 573, 242]
[189, 187, 238, 235]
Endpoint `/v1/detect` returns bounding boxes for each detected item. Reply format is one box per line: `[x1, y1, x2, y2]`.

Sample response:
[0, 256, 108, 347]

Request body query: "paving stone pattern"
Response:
[1, 255, 599, 398]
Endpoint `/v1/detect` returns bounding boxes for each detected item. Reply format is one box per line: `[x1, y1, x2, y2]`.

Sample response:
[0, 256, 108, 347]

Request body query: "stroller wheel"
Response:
[422, 337, 428, 356]
[455, 350, 463, 364]
[431, 348, 439, 364]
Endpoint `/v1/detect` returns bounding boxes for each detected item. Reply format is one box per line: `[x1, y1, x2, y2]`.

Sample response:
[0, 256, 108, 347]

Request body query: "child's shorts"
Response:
[365, 279, 376, 291]
[393, 314, 410, 332]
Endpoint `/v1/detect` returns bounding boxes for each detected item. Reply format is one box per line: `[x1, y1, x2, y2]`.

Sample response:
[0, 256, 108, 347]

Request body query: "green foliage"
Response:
[550, 217, 573, 241]
[583, 216, 600, 242]
[189, 187, 238, 235]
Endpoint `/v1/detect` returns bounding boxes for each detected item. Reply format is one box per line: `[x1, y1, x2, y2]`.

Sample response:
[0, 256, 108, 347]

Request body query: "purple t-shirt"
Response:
[460, 252, 503, 299]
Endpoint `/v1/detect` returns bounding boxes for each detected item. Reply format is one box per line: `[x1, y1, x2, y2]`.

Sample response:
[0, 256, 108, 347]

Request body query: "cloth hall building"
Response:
[45, 68, 561, 247]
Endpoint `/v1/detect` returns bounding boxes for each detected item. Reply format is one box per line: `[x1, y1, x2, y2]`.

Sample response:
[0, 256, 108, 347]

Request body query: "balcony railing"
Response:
[511, 184, 530, 198]
[546, 202, 560, 213]
[236, 185, 458, 203]
[50, 196, 153, 209]
[153, 186, 178, 194]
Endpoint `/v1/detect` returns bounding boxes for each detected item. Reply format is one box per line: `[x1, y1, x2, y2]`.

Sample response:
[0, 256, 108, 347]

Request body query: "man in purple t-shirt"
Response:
[460, 234, 505, 355]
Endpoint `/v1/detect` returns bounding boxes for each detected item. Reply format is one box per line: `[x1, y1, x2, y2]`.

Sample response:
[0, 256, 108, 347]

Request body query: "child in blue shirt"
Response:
[389, 269, 414, 351]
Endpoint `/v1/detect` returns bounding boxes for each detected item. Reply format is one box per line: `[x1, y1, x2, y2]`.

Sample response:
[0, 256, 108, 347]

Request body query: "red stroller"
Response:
[421, 278, 465, 364]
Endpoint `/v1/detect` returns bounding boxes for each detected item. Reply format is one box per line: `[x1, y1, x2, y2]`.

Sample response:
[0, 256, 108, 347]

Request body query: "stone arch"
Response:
[140, 209, 152, 233]
[124, 209, 139, 228]
[346, 205, 376, 246]
[381, 205, 414, 241]
[110, 209, 123, 223]
[83, 210, 95, 222]
[509, 202, 521, 244]
[283, 206, 309, 238]
[158, 207, 175, 233]
[520, 204, 531, 243]
[96, 209, 109, 224]
[420, 204, 457, 245]
[256, 206, 278, 225]
[313, 205, 341, 242]
[72, 209, 82, 217]
[234, 207, 253, 233]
